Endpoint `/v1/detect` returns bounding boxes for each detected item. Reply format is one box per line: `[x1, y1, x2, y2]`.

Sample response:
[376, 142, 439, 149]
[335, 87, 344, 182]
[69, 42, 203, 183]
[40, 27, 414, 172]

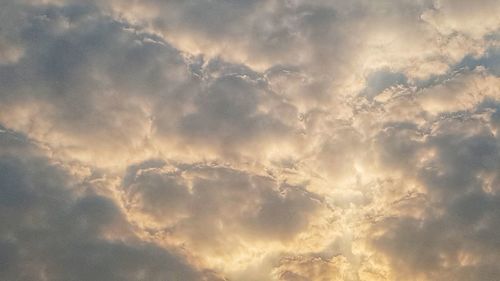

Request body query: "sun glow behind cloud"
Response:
[0, 0, 500, 280]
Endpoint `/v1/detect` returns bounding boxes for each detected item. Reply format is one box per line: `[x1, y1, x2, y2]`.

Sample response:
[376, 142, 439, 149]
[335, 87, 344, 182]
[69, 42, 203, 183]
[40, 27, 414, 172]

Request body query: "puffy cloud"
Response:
[121, 159, 327, 277]
[1, 0, 500, 280]
[0, 0, 303, 166]
[0, 128, 223, 281]
[368, 105, 500, 280]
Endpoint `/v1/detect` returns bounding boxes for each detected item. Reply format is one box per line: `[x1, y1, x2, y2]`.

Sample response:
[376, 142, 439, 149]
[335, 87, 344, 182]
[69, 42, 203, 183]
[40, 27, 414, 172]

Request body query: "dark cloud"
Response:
[175, 75, 291, 152]
[371, 113, 500, 280]
[0, 0, 302, 162]
[0, 0, 500, 280]
[362, 69, 408, 100]
[0, 129, 223, 281]
[123, 160, 324, 248]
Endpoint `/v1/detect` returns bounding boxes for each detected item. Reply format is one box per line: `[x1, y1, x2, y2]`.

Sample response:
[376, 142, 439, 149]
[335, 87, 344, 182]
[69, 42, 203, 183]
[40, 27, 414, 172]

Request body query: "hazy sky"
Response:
[0, 0, 499, 280]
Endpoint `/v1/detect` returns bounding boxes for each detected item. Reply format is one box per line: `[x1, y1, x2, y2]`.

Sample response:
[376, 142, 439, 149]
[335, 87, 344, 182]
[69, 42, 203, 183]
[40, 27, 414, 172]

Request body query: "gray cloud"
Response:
[0, 129, 223, 281]
[1, 0, 500, 280]
[371, 111, 500, 280]
[123, 160, 324, 246]
[0, 0, 302, 163]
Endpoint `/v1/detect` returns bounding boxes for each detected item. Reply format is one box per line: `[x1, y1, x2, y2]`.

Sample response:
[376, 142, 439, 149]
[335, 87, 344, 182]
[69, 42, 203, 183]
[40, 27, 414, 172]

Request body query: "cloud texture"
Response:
[0, 0, 499, 280]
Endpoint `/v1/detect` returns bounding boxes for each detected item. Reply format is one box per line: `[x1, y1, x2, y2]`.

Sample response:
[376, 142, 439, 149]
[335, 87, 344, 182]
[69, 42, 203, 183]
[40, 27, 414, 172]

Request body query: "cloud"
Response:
[0, 0, 499, 280]
[0, 129, 223, 281]
[121, 159, 326, 274]
[0, 1, 304, 166]
[368, 104, 500, 280]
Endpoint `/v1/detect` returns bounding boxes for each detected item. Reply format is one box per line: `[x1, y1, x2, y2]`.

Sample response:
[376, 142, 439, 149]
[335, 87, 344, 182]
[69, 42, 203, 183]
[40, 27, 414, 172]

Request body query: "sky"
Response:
[0, 0, 499, 280]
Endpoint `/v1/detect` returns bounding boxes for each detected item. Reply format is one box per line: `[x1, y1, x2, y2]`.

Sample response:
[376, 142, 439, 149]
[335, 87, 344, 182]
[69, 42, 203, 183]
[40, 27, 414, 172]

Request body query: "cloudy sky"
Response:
[0, 0, 499, 280]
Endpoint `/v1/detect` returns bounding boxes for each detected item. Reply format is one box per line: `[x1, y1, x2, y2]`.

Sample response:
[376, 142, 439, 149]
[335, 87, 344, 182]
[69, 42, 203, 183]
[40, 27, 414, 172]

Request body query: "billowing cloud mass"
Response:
[0, 0, 499, 280]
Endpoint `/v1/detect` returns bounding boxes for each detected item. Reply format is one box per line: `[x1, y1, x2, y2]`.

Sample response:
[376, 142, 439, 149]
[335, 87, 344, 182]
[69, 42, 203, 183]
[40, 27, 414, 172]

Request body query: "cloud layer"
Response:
[0, 0, 499, 280]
